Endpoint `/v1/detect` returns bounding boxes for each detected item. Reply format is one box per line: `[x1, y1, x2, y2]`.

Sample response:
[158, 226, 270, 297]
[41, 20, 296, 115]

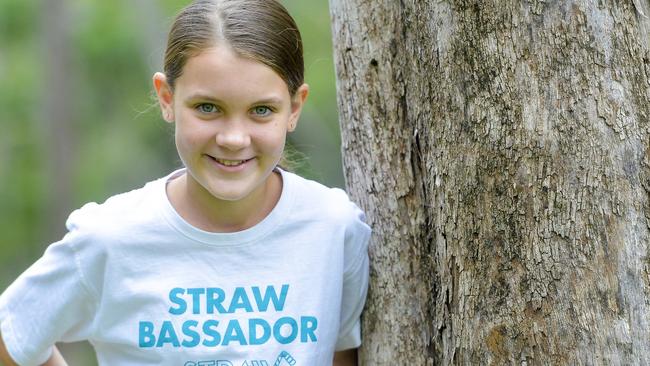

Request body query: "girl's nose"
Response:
[215, 124, 251, 151]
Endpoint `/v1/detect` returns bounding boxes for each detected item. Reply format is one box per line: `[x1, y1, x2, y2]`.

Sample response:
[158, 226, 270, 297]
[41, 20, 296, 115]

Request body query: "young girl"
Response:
[0, 1, 370, 365]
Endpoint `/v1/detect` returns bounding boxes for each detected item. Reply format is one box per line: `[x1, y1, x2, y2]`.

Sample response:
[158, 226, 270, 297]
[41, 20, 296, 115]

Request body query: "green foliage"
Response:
[0, 0, 46, 279]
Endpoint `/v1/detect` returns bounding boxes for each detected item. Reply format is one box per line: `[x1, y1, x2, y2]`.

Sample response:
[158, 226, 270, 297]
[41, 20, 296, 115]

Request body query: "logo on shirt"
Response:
[182, 351, 297, 366]
[273, 351, 297, 366]
[138, 284, 317, 349]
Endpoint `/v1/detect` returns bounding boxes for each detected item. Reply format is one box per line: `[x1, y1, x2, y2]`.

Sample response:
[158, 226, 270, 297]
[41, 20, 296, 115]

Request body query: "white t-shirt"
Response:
[0, 169, 371, 366]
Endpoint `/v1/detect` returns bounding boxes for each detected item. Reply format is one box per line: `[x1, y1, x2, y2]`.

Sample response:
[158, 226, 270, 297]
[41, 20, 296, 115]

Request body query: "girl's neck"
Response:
[166, 170, 283, 233]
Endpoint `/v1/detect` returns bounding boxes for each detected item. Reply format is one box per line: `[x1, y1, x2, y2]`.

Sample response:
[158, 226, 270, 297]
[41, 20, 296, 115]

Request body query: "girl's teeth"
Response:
[217, 159, 246, 166]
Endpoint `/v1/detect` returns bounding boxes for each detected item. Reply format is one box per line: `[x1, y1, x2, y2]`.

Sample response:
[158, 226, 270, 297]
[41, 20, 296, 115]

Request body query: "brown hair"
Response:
[164, 0, 304, 96]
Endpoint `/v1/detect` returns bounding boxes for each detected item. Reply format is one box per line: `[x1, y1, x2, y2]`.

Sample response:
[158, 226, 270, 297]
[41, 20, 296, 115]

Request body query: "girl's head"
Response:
[153, 0, 309, 206]
[163, 0, 304, 96]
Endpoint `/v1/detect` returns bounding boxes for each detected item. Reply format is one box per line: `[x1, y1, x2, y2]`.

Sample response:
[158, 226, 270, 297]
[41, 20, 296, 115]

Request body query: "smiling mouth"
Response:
[209, 156, 253, 166]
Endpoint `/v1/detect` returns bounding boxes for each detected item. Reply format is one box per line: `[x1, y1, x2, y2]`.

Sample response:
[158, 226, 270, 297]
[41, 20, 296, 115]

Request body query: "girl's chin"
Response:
[200, 176, 266, 203]
[184, 159, 281, 202]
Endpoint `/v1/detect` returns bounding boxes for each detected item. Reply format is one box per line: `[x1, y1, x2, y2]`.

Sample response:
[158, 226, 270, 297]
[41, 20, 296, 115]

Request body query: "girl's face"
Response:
[154, 45, 308, 203]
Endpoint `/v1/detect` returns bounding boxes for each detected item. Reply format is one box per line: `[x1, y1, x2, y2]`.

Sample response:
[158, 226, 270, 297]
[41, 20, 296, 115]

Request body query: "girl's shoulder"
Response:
[281, 170, 367, 226]
[65, 174, 167, 236]
[282, 171, 371, 266]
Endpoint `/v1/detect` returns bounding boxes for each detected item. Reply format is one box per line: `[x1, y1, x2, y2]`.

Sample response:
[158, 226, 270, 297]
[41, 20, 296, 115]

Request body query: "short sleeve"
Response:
[335, 203, 371, 351]
[0, 228, 98, 366]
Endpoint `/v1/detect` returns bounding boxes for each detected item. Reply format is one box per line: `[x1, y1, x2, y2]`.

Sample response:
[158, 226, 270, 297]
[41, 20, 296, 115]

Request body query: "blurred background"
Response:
[0, 0, 340, 363]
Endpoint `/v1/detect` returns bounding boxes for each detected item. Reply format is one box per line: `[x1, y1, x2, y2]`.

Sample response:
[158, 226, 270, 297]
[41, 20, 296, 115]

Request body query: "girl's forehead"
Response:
[178, 47, 287, 88]
[184, 46, 270, 75]
[175, 46, 290, 101]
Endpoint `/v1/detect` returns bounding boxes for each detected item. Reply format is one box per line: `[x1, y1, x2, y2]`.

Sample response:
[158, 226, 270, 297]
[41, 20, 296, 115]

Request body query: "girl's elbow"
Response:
[333, 348, 358, 366]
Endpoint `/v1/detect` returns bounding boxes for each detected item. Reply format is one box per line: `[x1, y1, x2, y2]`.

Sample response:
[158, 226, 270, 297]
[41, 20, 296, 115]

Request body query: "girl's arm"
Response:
[42, 347, 68, 366]
[333, 348, 358, 366]
[0, 332, 18, 366]
[0, 332, 68, 366]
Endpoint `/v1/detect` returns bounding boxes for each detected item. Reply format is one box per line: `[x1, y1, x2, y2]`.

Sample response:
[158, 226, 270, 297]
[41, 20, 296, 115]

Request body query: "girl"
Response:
[0, 0, 370, 365]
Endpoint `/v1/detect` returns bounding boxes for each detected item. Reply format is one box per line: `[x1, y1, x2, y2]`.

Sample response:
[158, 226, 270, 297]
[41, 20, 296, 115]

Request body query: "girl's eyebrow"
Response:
[185, 94, 284, 105]
[253, 97, 283, 105]
[185, 93, 222, 102]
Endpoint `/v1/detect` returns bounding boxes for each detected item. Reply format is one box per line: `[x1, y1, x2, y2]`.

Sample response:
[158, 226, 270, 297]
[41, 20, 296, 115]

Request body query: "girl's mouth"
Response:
[215, 158, 250, 166]
[207, 155, 254, 169]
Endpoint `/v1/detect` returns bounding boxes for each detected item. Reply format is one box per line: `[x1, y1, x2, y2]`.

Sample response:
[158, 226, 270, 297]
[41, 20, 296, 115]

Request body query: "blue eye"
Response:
[197, 103, 219, 114]
[252, 106, 272, 117]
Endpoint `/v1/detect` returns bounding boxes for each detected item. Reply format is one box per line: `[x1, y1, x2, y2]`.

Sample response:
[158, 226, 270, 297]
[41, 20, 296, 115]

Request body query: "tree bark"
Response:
[330, 0, 650, 364]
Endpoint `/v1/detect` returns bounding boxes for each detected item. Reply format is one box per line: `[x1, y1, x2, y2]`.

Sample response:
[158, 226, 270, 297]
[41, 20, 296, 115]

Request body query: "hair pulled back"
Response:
[164, 0, 304, 96]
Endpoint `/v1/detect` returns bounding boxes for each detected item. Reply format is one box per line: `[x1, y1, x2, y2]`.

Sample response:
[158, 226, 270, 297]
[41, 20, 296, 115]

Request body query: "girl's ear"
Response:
[153, 72, 175, 123]
[288, 83, 309, 132]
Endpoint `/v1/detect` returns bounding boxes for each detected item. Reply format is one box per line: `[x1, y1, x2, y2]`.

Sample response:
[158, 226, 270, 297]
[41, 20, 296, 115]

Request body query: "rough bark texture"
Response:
[330, 0, 650, 364]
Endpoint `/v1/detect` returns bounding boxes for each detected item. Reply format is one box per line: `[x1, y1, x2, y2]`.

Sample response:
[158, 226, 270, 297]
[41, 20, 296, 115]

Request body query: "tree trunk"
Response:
[330, 0, 650, 364]
[41, 0, 75, 240]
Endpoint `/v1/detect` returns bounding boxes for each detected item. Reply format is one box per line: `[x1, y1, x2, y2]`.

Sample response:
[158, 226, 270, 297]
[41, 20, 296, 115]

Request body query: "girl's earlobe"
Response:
[288, 84, 309, 131]
[153, 72, 175, 122]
